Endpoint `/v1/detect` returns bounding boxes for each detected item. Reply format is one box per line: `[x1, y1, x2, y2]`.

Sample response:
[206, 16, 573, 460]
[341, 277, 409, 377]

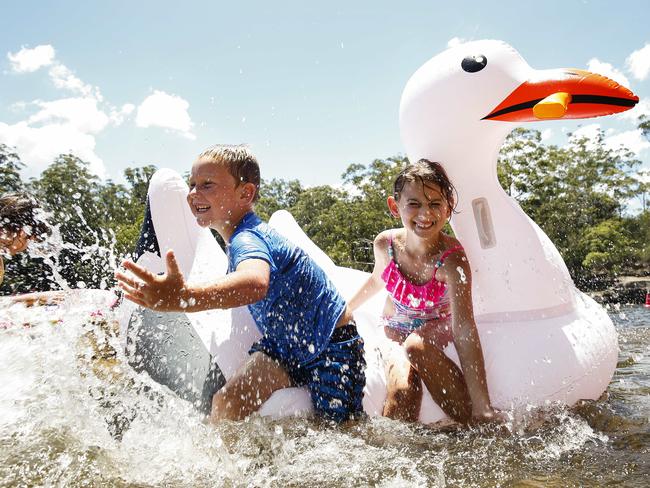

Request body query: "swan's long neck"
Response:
[437, 131, 576, 321]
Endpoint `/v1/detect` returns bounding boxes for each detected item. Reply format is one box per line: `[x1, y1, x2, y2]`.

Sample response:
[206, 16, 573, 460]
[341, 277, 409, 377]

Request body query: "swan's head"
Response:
[400, 40, 639, 164]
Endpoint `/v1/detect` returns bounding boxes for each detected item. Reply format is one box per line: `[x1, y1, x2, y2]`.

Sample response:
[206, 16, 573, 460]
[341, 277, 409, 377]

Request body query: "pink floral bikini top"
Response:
[381, 233, 463, 333]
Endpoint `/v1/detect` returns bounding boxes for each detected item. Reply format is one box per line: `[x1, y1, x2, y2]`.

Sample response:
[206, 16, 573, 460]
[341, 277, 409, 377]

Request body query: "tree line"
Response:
[1, 124, 648, 296]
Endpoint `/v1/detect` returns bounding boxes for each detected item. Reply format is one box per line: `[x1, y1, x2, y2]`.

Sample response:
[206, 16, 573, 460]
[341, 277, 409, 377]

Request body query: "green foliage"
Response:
[580, 219, 634, 273]
[0, 144, 25, 192]
[497, 127, 643, 286]
[256, 178, 304, 221]
[1, 128, 648, 295]
[1, 150, 155, 294]
[256, 157, 408, 269]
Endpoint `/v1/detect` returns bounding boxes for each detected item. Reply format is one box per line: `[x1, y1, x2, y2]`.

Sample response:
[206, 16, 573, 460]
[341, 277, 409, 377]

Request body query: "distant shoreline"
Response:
[588, 275, 650, 305]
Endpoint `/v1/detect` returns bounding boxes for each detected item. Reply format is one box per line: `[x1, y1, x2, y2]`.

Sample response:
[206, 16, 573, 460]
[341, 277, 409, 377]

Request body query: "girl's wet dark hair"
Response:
[0, 192, 50, 239]
[393, 159, 458, 212]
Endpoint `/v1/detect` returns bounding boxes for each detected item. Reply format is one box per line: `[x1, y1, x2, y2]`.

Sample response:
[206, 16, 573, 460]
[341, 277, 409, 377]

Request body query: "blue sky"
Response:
[1, 0, 649, 196]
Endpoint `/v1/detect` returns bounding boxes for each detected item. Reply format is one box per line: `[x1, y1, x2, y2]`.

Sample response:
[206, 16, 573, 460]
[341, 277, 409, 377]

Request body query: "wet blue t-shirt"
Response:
[228, 212, 346, 365]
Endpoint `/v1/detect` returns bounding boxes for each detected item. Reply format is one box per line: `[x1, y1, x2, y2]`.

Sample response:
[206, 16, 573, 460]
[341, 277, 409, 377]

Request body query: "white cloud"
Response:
[8, 44, 102, 100]
[639, 169, 650, 184]
[569, 123, 602, 147]
[447, 37, 466, 48]
[109, 103, 135, 125]
[27, 98, 110, 134]
[48, 64, 101, 100]
[135, 90, 195, 139]
[568, 123, 650, 157]
[0, 45, 129, 178]
[626, 43, 650, 81]
[617, 98, 650, 122]
[2, 45, 144, 178]
[4, 44, 195, 177]
[0, 121, 106, 178]
[604, 129, 650, 157]
[587, 58, 630, 87]
[7, 45, 55, 73]
[541, 128, 553, 141]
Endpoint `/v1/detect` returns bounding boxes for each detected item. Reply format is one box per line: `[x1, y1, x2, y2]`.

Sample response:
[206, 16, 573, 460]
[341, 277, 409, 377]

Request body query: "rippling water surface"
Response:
[1, 298, 648, 487]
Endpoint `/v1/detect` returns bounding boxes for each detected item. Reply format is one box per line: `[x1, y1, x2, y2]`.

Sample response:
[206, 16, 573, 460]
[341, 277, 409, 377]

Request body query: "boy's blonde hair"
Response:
[198, 144, 261, 202]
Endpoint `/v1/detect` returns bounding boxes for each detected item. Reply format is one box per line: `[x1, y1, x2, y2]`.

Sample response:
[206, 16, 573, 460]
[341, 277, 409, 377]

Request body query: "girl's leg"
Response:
[404, 327, 472, 423]
[210, 352, 292, 423]
[382, 353, 423, 422]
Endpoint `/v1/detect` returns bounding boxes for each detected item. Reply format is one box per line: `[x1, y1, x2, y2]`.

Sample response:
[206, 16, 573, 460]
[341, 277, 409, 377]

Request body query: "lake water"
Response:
[1, 298, 648, 487]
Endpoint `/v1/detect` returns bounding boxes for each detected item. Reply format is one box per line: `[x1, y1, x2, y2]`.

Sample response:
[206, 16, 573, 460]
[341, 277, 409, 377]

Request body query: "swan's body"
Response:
[119, 41, 638, 422]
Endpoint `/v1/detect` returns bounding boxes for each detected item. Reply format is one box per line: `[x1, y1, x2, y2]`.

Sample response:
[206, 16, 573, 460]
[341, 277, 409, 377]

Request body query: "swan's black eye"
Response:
[461, 55, 487, 73]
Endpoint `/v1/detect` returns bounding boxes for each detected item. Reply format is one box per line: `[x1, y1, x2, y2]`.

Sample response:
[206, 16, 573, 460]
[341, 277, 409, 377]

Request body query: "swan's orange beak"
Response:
[483, 69, 638, 121]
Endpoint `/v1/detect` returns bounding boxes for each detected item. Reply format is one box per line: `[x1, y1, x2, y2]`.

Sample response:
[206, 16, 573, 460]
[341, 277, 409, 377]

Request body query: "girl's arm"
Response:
[347, 232, 391, 311]
[439, 250, 497, 421]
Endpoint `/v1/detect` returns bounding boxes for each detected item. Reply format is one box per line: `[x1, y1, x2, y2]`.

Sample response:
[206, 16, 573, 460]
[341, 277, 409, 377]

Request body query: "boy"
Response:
[116, 145, 366, 423]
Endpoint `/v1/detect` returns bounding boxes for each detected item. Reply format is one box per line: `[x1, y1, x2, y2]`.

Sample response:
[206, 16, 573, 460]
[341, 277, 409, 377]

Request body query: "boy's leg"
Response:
[210, 352, 292, 423]
[306, 324, 366, 423]
[404, 325, 472, 423]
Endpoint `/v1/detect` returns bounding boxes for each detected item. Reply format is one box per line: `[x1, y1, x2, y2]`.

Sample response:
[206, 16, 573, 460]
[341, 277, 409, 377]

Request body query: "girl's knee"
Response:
[403, 333, 424, 357]
[387, 370, 422, 400]
[404, 334, 435, 367]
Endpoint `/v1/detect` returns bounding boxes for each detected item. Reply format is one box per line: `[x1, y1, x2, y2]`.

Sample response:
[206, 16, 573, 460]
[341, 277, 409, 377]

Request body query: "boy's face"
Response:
[187, 158, 248, 229]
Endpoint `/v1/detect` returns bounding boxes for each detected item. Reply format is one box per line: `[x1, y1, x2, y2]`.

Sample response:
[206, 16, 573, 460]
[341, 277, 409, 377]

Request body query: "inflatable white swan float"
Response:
[118, 40, 638, 423]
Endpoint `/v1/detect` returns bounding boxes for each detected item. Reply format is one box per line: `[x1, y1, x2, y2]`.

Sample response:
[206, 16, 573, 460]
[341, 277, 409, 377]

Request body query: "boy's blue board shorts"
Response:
[250, 322, 366, 422]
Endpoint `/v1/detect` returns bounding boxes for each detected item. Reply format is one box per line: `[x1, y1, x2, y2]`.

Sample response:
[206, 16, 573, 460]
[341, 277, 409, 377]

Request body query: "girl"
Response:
[349, 159, 497, 424]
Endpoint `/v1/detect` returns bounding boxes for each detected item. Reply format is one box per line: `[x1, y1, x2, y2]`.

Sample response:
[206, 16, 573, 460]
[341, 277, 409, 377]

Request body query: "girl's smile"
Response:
[388, 181, 451, 241]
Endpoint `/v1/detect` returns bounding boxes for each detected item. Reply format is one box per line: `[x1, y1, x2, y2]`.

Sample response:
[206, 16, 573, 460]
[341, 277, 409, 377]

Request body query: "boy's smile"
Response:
[187, 160, 239, 226]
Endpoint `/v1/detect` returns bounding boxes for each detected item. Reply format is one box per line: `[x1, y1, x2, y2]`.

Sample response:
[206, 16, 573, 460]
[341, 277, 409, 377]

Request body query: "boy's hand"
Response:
[115, 250, 189, 312]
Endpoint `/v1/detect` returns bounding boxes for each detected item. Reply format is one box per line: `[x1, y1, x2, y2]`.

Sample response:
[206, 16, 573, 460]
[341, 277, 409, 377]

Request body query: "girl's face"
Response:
[0, 229, 30, 255]
[387, 180, 452, 239]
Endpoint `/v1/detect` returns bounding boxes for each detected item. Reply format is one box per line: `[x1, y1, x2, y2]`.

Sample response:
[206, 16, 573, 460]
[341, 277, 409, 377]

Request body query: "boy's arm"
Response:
[115, 249, 269, 312]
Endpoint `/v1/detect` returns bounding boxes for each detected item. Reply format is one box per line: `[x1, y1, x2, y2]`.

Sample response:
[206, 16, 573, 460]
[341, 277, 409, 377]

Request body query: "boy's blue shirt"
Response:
[227, 212, 346, 365]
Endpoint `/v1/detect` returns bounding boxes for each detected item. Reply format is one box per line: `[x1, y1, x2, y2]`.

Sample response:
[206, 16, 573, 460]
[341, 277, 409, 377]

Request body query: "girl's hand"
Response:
[115, 250, 189, 312]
